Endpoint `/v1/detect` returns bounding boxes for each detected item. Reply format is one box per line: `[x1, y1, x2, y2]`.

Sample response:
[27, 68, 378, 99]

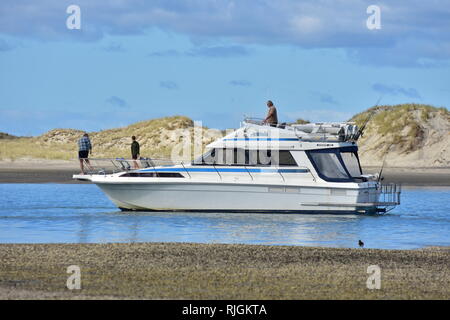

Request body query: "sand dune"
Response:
[1, 104, 449, 169]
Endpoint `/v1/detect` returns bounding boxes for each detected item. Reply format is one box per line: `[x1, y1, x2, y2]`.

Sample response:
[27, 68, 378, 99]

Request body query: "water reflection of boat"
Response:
[74, 119, 400, 214]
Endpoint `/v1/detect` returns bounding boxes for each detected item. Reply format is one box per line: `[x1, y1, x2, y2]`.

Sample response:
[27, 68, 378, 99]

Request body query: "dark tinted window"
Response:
[120, 172, 184, 178]
[340, 152, 362, 176]
[306, 146, 361, 182]
[193, 149, 297, 166]
[308, 152, 349, 180]
[269, 150, 297, 166]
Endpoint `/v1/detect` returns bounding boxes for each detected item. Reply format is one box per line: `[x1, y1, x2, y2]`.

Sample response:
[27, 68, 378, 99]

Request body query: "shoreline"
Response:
[0, 242, 448, 300]
[0, 168, 86, 184]
[0, 161, 449, 185]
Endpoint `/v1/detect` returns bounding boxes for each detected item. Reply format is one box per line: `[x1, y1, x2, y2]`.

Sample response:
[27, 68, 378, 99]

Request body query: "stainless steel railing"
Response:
[78, 157, 314, 182]
[378, 183, 401, 205]
[79, 157, 183, 175]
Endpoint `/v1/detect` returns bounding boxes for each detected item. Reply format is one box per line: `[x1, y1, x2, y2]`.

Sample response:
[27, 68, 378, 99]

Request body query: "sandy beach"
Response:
[0, 243, 448, 300]
[0, 160, 449, 185]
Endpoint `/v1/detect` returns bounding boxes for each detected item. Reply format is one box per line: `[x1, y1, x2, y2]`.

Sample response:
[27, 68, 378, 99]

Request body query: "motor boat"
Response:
[73, 119, 401, 214]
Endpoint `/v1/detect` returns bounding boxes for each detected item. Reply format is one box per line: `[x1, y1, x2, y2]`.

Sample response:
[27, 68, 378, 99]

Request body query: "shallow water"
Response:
[0, 184, 449, 249]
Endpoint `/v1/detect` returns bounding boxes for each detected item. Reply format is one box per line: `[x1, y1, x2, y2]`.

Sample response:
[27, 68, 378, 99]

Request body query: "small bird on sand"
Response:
[358, 240, 364, 248]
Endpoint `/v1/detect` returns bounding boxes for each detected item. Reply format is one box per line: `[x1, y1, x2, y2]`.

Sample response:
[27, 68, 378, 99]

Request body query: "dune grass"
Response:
[0, 138, 75, 160]
[350, 104, 449, 154]
[0, 116, 220, 161]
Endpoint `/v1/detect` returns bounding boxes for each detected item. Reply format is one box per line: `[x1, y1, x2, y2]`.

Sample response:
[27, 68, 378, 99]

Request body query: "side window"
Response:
[198, 149, 215, 164]
[194, 149, 297, 166]
[341, 152, 362, 177]
[270, 151, 297, 166]
[256, 150, 271, 166]
[233, 148, 247, 165]
[280, 151, 297, 166]
[306, 149, 351, 181]
[196, 148, 240, 165]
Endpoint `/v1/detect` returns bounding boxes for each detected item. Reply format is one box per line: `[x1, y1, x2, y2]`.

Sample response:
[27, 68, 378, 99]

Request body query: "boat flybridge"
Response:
[73, 118, 401, 214]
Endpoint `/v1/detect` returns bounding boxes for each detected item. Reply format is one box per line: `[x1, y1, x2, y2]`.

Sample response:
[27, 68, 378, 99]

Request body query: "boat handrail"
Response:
[377, 183, 402, 211]
[242, 117, 267, 126]
[241, 118, 360, 142]
[77, 157, 314, 182]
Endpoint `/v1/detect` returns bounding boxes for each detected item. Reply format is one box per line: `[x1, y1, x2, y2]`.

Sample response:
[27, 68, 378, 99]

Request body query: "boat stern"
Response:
[375, 182, 402, 213]
[353, 182, 401, 214]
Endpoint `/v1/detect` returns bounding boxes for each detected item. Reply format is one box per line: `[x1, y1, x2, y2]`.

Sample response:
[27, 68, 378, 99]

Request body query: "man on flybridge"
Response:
[263, 100, 278, 126]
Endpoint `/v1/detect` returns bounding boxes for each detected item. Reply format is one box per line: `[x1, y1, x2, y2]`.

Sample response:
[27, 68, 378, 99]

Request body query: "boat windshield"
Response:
[306, 146, 362, 182]
[340, 150, 362, 177]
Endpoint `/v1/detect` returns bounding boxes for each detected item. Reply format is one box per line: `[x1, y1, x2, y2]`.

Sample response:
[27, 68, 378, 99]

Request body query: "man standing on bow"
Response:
[78, 133, 92, 174]
[131, 135, 140, 169]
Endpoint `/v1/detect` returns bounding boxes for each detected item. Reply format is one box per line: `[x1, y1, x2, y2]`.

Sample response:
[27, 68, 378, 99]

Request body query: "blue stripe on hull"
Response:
[223, 138, 298, 141]
[140, 168, 308, 173]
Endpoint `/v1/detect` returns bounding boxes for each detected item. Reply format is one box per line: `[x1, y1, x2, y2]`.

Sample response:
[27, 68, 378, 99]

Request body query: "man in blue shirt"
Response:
[78, 133, 92, 174]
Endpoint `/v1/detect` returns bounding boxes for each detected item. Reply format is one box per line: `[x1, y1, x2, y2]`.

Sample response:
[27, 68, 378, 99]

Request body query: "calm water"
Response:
[0, 184, 449, 249]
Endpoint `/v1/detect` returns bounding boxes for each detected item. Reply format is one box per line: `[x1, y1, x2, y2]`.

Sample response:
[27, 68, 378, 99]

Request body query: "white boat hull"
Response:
[94, 181, 383, 214]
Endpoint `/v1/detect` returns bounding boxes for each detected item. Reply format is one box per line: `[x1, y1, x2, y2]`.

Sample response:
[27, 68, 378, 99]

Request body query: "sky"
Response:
[1, 0, 450, 136]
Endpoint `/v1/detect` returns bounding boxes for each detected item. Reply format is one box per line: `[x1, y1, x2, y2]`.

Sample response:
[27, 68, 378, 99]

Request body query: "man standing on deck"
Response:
[78, 133, 92, 174]
[263, 100, 278, 126]
[131, 136, 140, 169]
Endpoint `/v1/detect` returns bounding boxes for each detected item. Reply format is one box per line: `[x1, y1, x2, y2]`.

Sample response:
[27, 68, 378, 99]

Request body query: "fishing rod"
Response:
[377, 143, 393, 183]
[353, 97, 382, 141]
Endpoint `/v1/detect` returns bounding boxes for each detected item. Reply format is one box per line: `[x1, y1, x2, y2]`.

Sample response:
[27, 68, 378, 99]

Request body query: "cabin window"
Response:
[308, 151, 349, 180]
[193, 149, 297, 166]
[340, 151, 362, 177]
[120, 172, 184, 178]
[270, 150, 297, 166]
[306, 146, 362, 182]
[194, 149, 215, 164]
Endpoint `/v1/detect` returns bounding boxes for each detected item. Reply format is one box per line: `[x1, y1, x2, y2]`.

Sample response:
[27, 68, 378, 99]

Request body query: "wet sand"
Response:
[0, 243, 448, 300]
[363, 167, 450, 186]
[0, 160, 82, 184]
[0, 168, 86, 184]
[0, 162, 449, 185]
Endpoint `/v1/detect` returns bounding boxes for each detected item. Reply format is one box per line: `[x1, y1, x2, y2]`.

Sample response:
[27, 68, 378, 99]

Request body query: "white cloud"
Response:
[372, 83, 421, 99]
[290, 16, 322, 34]
[1, 0, 449, 66]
